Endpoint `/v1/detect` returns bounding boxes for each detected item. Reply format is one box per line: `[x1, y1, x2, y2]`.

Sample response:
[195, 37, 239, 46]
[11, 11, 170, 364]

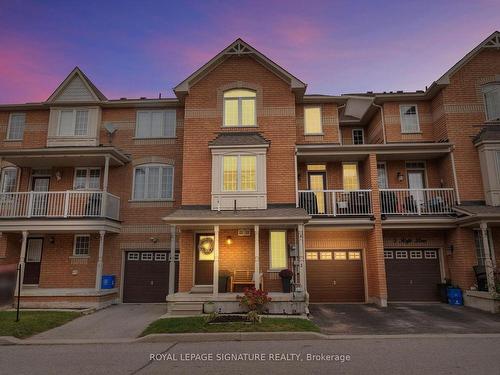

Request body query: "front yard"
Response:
[141, 316, 320, 336]
[0, 311, 81, 338]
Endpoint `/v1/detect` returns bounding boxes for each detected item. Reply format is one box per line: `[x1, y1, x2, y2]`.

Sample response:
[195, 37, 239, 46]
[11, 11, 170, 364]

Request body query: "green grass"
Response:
[0, 311, 81, 338]
[141, 316, 320, 336]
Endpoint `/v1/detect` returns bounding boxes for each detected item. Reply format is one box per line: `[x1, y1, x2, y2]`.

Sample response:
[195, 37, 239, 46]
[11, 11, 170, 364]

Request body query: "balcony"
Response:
[380, 188, 456, 216]
[0, 191, 120, 220]
[298, 190, 373, 216]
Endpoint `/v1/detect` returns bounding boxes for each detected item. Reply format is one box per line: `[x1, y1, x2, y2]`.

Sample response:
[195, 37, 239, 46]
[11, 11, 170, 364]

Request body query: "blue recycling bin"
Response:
[447, 287, 463, 305]
[101, 275, 116, 289]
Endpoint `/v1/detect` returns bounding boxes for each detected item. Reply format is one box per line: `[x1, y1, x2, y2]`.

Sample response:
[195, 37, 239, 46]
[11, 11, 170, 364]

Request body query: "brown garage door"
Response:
[306, 250, 365, 303]
[384, 249, 441, 302]
[123, 251, 179, 303]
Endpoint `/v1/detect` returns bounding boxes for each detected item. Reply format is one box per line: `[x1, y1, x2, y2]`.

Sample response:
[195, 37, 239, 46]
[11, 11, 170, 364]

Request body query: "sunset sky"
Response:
[1, 0, 499, 103]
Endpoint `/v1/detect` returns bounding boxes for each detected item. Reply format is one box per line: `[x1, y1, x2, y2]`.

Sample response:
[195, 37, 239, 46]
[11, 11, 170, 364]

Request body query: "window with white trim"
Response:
[333, 251, 347, 260]
[73, 235, 90, 256]
[127, 252, 140, 261]
[7, 113, 26, 140]
[395, 250, 408, 259]
[223, 89, 256, 127]
[269, 231, 287, 270]
[133, 164, 174, 200]
[342, 163, 360, 191]
[348, 251, 361, 260]
[74, 168, 101, 190]
[58, 109, 89, 136]
[410, 250, 422, 259]
[400, 105, 420, 133]
[304, 106, 322, 134]
[473, 229, 495, 266]
[141, 252, 153, 261]
[0, 167, 18, 193]
[222, 155, 256, 192]
[384, 250, 393, 259]
[155, 253, 167, 261]
[136, 110, 176, 138]
[483, 83, 500, 121]
[424, 250, 438, 259]
[320, 251, 332, 260]
[306, 252, 318, 260]
[352, 129, 364, 145]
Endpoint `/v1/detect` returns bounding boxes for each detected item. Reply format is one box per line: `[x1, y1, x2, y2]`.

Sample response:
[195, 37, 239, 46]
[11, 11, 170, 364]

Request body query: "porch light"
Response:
[226, 236, 233, 245]
[397, 172, 404, 182]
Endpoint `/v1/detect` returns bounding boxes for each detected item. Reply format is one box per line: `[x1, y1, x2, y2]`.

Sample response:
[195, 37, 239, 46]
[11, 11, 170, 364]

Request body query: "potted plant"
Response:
[279, 269, 294, 293]
[218, 270, 231, 293]
[203, 301, 215, 314]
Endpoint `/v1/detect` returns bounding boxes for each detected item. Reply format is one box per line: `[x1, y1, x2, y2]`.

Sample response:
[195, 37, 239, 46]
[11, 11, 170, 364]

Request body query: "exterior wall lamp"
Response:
[226, 236, 233, 245]
[397, 172, 404, 182]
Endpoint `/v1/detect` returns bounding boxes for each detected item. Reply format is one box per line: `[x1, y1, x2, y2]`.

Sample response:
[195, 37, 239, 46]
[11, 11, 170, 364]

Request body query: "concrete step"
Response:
[168, 301, 204, 316]
[190, 285, 213, 294]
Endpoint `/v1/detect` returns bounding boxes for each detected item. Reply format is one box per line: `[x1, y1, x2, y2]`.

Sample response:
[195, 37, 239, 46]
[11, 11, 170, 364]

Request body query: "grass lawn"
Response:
[142, 316, 320, 336]
[0, 311, 81, 338]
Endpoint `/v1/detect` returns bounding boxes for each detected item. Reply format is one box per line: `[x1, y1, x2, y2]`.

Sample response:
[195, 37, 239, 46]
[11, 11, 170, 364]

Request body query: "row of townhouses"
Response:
[1, 32, 499, 314]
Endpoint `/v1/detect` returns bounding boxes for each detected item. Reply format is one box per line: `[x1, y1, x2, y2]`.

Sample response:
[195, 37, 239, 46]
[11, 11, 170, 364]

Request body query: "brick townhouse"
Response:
[0, 32, 499, 313]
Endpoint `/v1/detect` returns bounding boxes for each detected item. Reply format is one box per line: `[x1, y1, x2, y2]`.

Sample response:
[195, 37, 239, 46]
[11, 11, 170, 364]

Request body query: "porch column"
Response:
[15, 231, 29, 296]
[168, 225, 176, 295]
[480, 222, 496, 294]
[95, 230, 105, 290]
[298, 224, 307, 293]
[213, 225, 219, 296]
[254, 225, 260, 289]
[101, 155, 110, 217]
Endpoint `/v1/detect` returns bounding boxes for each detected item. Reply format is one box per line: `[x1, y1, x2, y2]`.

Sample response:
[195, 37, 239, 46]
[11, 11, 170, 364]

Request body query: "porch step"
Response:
[190, 285, 213, 294]
[168, 302, 204, 316]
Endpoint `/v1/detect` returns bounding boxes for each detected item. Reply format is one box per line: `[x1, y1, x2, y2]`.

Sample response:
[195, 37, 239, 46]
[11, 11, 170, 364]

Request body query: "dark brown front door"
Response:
[195, 234, 214, 285]
[123, 251, 179, 303]
[306, 250, 365, 302]
[385, 249, 441, 302]
[24, 238, 43, 285]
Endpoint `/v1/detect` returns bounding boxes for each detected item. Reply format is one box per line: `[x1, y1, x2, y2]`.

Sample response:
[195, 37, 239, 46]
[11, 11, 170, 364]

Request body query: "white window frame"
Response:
[73, 234, 90, 257]
[424, 250, 438, 259]
[304, 106, 323, 135]
[410, 250, 423, 259]
[384, 250, 393, 259]
[333, 251, 347, 260]
[57, 109, 89, 137]
[348, 251, 361, 260]
[223, 89, 257, 127]
[127, 252, 140, 261]
[221, 154, 257, 192]
[395, 250, 408, 259]
[399, 104, 420, 134]
[132, 163, 174, 201]
[73, 167, 101, 190]
[482, 83, 500, 122]
[0, 167, 19, 193]
[352, 128, 364, 145]
[269, 230, 287, 271]
[377, 162, 389, 189]
[135, 110, 177, 138]
[141, 252, 154, 261]
[306, 252, 318, 260]
[155, 252, 167, 261]
[342, 162, 360, 191]
[7, 113, 26, 140]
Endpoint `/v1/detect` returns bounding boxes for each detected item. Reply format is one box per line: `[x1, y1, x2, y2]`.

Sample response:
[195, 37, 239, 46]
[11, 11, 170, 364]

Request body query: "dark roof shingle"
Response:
[209, 132, 270, 147]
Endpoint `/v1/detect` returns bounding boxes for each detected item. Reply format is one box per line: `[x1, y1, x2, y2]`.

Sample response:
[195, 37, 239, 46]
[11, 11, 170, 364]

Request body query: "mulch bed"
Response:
[208, 315, 250, 324]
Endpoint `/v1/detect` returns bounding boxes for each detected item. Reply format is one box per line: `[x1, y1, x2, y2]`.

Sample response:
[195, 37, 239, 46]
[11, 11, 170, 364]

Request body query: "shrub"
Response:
[279, 269, 294, 279]
[246, 310, 261, 323]
[237, 287, 271, 314]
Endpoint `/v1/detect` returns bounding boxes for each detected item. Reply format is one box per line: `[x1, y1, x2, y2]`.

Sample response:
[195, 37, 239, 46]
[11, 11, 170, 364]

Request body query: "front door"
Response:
[24, 238, 43, 285]
[308, 172, 327, 214]
[195, 234, 214, 285]
[31, 177, 50, 216]
[407, 170, 425, 211]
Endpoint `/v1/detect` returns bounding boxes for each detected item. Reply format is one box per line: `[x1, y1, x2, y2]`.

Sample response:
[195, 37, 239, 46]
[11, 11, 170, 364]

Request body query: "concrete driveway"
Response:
[309, 303, 500, 335]
[33, 304, 166, 340]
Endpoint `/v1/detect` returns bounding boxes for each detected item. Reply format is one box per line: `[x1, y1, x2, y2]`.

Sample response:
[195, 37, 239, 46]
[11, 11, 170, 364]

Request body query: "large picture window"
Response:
[136, 110, 176, 138]
[222, 155, 256, 191]
[223, 89, 256, 127]
[270, 231, 287, 270]
[133, 164, 174, 200]
[304, 106, 322, 134]
[58, 109, 89, 136]
[399, 105, 420, 133]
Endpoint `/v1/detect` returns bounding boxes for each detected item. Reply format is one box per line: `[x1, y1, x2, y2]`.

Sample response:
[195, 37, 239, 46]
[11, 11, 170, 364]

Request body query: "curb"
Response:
[3, 332, 500, 345]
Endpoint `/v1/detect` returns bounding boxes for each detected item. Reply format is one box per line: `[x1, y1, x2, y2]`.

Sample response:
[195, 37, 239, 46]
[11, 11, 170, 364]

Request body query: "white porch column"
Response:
[101, 155, 110, 217]
[213, 225, 219, 296]
[95, 230, 105, 290]
[298, 224, 307, 293]
[168, 225, 176, 295]
[254, 225, 260, 289]
[480, 222, 496, 294]
[15, 231, 29, 296]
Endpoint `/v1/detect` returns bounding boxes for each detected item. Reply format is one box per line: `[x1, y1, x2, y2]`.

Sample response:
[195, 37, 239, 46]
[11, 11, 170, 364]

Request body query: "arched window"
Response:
[223, 89, 256, 127]
[133, 164, 174, 200]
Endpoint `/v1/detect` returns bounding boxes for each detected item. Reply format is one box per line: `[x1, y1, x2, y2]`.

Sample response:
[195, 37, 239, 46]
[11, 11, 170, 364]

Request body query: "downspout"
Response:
[450, 146, 461, 205]
[294, 149, 299, 207]
[372, 102, 387, 144]
[337, 104, 346, 145]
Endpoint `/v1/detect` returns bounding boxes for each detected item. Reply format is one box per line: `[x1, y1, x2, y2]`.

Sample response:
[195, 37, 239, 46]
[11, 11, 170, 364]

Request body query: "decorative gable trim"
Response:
[47, 67, 107, 103]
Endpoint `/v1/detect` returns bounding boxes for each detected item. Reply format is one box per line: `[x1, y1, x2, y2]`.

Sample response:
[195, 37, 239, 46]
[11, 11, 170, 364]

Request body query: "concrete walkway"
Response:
[33, 304, 166, 340]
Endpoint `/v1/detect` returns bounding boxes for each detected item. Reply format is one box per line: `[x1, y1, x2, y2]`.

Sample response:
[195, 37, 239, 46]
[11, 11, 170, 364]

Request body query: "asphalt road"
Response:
[1, 336, 499, 375]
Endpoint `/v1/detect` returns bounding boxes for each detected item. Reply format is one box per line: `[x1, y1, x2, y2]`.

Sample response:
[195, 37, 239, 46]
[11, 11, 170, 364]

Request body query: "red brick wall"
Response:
[296, 103, 340, 144]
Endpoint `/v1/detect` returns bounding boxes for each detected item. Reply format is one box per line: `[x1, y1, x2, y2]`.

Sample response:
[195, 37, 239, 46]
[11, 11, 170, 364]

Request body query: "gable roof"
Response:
[46, 67, 107, 103]
[174, 38, 306, 99]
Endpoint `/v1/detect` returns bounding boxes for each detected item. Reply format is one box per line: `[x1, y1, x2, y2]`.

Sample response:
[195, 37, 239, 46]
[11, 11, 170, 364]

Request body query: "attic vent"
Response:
[227, 42, 252, 55]
[484, 34, 500, 49]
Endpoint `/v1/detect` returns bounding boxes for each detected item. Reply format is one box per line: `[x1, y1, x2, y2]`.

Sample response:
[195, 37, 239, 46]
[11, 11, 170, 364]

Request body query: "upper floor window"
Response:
[304, 106, 322, 134]
[74, 168, 101, 190]
[7, 113, 26, 140]
[133, 164, 174, 200]
[223, 89, 256, 127]
[399, 105, 420, 133]
[58, 109, 88, 136]
[0, 167, 18, 193]
[136, 110, 176, 138]
[342, 162, 359, 190]
[352, 128, 364, 144]
[222, 155, 256, 191]
[483, 84, 500, 121]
